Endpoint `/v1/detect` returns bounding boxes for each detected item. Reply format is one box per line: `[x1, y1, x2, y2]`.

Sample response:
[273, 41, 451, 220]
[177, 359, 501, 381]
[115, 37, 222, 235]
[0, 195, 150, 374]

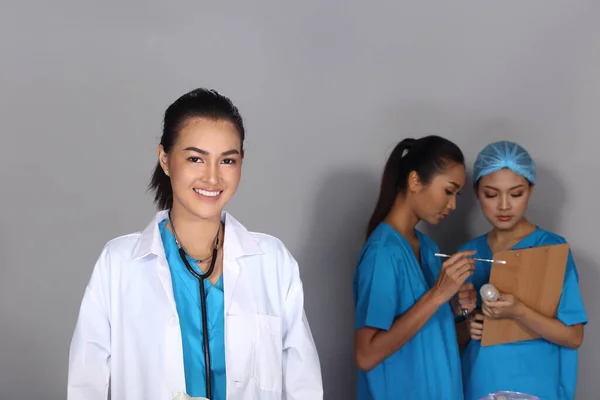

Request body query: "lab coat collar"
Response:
[132, 210, 263, 261]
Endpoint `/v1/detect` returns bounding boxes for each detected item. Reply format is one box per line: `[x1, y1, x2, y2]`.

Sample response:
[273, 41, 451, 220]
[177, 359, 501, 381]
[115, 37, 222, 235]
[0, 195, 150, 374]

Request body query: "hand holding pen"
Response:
[435, 252, 506, 318]
[431, 251, 476, 305]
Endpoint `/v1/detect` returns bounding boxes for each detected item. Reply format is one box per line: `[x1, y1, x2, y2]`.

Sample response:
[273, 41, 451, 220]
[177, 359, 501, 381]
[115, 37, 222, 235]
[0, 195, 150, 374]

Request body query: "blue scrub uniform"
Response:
[159, 220, 226, 399]
[460, 227, 587, 400]
[353, 222, 463, 400]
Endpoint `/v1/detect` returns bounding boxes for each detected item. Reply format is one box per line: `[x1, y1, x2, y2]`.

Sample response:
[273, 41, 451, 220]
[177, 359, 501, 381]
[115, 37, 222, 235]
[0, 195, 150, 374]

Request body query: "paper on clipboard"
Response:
[481, 243, 570, 347]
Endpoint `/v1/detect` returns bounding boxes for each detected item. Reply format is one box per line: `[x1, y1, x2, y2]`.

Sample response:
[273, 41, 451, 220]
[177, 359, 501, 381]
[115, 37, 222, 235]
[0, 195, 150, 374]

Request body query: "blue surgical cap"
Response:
[473, 141, 536, 184]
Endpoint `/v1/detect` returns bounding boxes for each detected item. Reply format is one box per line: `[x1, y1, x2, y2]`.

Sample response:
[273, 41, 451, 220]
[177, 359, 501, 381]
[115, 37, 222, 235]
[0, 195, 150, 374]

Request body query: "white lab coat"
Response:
[67, 210, 323, 400]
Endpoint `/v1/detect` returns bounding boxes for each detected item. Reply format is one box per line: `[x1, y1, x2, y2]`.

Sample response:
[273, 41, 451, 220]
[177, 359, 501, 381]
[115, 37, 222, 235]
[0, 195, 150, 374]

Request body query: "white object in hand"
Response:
[480, 283, 499, 302]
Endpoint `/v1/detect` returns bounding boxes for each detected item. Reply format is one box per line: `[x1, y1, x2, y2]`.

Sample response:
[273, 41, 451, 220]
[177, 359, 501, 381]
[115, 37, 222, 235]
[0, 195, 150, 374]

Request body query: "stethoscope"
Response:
[168, 210, 220, 400]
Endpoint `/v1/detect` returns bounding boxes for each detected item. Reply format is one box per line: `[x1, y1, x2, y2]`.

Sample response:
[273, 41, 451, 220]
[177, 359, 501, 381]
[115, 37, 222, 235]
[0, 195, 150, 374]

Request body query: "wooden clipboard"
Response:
[481, 243, 570, 347]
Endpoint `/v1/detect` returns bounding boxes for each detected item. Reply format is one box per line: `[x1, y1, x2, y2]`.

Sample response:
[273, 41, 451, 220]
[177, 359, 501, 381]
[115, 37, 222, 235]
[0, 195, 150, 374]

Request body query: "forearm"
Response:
[357, 289, 444, 370]
[516, 305, 584, 349]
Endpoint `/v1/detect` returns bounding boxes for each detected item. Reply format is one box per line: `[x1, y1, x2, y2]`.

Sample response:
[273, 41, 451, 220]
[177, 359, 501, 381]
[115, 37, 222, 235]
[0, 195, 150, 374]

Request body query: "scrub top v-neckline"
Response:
[382, 223, 433, 286]
[159, 220, 227, 399]
[484, 226, 539, 255]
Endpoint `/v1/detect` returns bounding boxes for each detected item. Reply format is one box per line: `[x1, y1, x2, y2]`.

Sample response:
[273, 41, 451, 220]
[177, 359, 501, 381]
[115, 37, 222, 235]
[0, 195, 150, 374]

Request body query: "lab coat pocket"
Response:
[225, 313, 255, 382]
[253, 314, 283, 393]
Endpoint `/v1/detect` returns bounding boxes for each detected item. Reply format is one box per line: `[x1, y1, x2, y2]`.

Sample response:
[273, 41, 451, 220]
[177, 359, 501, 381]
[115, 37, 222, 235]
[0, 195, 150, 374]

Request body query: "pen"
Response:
[434, 253, 507, 264]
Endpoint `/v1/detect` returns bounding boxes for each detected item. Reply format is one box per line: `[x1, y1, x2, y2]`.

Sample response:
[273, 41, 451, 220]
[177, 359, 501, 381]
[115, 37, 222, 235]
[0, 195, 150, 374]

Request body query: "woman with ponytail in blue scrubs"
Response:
[353, 135, 477, 400]
[459, 141, 587, 400]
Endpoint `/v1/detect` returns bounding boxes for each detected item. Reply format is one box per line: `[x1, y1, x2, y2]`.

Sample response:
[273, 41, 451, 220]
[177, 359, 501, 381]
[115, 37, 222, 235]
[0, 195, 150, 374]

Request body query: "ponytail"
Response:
[365, 135, 464, 239]
[366, 139, 415, 237]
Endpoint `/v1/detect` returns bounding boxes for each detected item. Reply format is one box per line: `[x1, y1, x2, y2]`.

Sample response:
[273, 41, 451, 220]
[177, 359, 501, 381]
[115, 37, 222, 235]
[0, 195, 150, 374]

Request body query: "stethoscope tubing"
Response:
[178, 247, 217, 399]
[169, 210, 220, 399]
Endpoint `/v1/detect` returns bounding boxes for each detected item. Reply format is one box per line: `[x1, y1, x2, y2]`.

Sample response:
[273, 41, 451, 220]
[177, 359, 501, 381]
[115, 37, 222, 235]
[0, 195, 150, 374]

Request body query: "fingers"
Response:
[458, 299, 476, 310]
[457, 288, 475, 301]
[442, 250, 476, 268]
[472, 312, 484, 322]
[446, 257, 476, 278]
[459, 297, 476, 311]
[445, 258, 475, 281]
[459, 282, 475, 291]
[458, 283, 475, 296]
[470, 321, 483, 330]
[482, 304, 495, 318]
[484, 300, 510, 309]
[468, 312, 484, 324]
[468, 316, 483, 340]
[457, 290, 476, 302]
[497, 293, 515, 304]
[457, 291, 476, 309]
[440, 259, 476, 296]
[457, 286, 477, 310]
[455, 264, 475, 284]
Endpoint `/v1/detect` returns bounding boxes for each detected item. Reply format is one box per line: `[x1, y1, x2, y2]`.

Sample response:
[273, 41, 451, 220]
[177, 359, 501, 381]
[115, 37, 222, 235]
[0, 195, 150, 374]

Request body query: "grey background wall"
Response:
[1, 1, 598, 398]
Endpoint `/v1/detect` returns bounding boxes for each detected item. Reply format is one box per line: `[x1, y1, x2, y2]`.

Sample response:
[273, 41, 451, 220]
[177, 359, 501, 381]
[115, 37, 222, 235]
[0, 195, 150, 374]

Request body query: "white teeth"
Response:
[194, 188, 221, 197]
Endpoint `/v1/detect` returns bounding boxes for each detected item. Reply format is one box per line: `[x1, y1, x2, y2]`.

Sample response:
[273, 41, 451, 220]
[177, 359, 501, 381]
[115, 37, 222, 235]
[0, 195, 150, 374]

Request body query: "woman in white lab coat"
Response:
[67, 88, 323, 400]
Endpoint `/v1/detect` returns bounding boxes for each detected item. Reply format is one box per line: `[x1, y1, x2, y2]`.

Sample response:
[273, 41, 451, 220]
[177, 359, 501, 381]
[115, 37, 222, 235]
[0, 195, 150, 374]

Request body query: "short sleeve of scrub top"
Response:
[354, 242, 399, 332]
[556, 249, 588, 326]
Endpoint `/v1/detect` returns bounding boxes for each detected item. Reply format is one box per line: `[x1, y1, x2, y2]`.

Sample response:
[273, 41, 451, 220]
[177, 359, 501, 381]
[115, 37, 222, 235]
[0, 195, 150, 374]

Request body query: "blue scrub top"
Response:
[460, 227, 588, 400]
[159, 220, 227, 399]
[353, 222, 463, 400]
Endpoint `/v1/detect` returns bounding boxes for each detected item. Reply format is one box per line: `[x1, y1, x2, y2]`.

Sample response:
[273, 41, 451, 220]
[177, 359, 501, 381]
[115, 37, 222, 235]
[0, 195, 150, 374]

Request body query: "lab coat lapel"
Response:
[156, 257, 178, 314]
[133, 210, 264, 316]
[223, 257, 241, 314]
[221, 212, 263, 314]
[132, 210, 178, 314]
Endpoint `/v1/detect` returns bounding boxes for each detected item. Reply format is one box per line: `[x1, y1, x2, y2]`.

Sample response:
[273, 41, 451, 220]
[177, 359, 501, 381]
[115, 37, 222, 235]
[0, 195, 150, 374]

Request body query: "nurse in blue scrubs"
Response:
[459, 141, 587, 400]
[353, 135, 477, 400]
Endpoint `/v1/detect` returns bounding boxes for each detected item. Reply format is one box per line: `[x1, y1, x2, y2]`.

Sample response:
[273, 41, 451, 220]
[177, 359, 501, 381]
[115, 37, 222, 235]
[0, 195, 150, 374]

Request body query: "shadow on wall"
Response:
[525, 163, 566, 233]
[296, 167, 379, 399]
[421, 170, 479, 253]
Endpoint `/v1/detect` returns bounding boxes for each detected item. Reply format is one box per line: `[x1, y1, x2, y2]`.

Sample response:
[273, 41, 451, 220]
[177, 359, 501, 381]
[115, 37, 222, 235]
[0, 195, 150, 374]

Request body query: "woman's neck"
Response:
[168, 205, 223, 260]
[488, 218, 536, 247]
[384, 197, 419, 240]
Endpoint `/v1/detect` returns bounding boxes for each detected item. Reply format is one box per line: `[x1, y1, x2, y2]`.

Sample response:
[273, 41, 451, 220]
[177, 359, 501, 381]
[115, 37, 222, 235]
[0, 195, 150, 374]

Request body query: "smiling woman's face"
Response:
[476, 168, 533, 231]
[158, 117, 243, 221]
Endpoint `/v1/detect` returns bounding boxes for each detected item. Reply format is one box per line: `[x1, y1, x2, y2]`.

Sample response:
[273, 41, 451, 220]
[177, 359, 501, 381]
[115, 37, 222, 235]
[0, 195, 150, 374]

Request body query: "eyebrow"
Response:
[483, 184, 525, 190]
[183, 146, 240, 156]
[449, 181, 461, 189]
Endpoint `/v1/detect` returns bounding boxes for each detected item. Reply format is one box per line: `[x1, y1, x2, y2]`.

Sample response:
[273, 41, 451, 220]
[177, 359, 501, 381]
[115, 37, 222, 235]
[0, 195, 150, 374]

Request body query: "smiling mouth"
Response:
[194, 188, 222, 197]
